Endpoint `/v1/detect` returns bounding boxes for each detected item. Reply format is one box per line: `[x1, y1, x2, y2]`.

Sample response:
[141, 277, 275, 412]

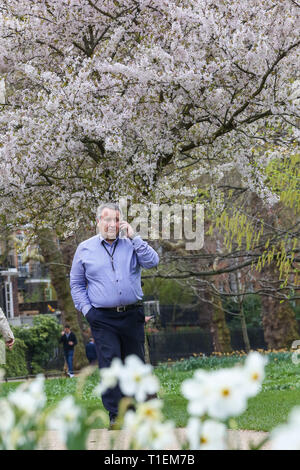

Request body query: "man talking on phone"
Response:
[70, 202, 159, 428]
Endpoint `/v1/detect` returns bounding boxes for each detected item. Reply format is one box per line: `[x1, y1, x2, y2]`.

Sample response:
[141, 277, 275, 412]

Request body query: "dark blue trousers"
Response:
[86, 305, 145, 419]
[64, 349, 74, 374]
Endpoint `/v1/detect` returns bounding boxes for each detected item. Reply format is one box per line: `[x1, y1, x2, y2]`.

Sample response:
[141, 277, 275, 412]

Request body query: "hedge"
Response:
[12, 315, 62, 375]
[1, 337, 28, 378]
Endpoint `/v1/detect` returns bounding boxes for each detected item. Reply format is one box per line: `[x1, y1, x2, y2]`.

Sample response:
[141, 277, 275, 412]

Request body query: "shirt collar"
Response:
[99, 233, 119, 246]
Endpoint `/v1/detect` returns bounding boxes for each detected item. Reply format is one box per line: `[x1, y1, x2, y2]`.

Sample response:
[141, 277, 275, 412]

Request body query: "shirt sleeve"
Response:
[131, 236, 159, 269]
[70, 245, 92, 316]
[0, 308, 14, 342]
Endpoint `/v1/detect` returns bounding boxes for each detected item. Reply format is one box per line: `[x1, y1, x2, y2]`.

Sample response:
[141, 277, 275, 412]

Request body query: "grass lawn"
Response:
[1, 352, 300, 432]
[157, 353, 300, 431]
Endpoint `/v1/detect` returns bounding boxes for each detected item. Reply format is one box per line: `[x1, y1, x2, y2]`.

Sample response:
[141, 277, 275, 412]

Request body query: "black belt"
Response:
[95, 302, 143, 312]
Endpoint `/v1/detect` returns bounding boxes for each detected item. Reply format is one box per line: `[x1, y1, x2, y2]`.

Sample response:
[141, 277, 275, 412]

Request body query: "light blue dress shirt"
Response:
[70, 234, 159, 316]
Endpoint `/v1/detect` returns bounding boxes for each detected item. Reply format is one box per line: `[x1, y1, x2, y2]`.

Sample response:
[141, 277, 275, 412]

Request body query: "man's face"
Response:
[65, 327, 70, 334]
[97, 208, 121, 240]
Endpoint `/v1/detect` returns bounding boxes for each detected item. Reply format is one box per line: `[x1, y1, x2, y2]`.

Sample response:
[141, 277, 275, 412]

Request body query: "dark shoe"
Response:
[146, 393, 158, 401]
[108, 414, 118, 430]
[126, 404, 136, 412]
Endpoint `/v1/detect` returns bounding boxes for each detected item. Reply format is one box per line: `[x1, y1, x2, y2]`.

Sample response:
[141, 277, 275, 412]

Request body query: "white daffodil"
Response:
[186, 418, 227, 450]
[93, 357, 123, 396]
[181, 369, 212, 416]
[123, 399, 163, 433]
[123, 409, 139, 433]
[135, 399, 163, 422]
[47, 396, 82, 443]
[123, 398, 174, 450]
[3, 426, 26, 450]
[242, 351, 268, 397]
[8, 375, 46, 416]
[182, 367, 247, 420]
[271, 407, 300, 450]
[124, 413, 175, 450]
[207, 368, 248, 420]
[139, 420, 175, 450]
[0, 398, 15, 433]
[119, 355, 160, 402]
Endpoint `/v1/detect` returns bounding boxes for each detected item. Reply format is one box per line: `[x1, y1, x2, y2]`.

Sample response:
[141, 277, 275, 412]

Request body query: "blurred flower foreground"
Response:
[0, 352, 299, 450]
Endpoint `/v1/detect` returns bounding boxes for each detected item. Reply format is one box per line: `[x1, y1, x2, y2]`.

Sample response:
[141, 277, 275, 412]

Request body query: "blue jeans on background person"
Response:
[64, 350, 74, 375]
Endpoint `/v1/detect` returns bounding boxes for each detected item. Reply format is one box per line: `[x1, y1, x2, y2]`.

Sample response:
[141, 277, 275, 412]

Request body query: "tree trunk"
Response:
[261, 295, 299, 349]
[36, 228, 88, 370]
[261, 263, 299, 349]
[235, 272, 251, 353]
[239, 304, 251, 353]
[208, 293, 232, 353]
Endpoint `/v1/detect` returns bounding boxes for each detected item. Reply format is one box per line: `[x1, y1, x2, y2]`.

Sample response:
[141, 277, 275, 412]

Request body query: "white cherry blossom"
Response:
[0, 0, 298, 225]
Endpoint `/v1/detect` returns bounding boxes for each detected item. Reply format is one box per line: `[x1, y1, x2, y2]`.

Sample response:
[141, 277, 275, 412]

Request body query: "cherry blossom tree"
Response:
[0, 0, 299, 229]
[0, 1, 299, 355]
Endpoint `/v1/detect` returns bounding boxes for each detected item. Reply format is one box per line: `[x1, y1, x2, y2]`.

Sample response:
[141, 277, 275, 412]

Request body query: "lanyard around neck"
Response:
[101, 238, 119, 271]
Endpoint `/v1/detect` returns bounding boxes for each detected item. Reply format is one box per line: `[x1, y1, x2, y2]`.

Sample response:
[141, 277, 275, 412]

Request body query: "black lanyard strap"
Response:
[102, 238, 119, 271]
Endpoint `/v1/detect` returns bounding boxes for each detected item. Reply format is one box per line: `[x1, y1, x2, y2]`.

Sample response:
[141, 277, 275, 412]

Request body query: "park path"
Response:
[39, 428, 272, 450]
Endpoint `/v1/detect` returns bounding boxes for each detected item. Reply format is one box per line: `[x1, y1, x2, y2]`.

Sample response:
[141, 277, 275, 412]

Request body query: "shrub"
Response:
[2, 338, 28, 378]
[13, 315, 61, 374]
[223, 294, 262, 328]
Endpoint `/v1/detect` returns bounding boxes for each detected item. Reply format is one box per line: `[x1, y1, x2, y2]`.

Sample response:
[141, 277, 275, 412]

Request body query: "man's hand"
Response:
[5, 338, 14, 350]
[119, 221, 135, 239]
[145, 316, 154, 323]
[61, 331, 65, 336]
[68, 341, 74, 346]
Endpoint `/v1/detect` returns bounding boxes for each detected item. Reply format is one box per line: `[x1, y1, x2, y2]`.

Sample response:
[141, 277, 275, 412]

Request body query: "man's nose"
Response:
[108, 220, 118, 227]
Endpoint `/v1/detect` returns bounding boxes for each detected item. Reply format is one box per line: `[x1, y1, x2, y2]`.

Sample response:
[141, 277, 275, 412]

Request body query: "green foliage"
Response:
[2, 338, 28, 378]
[208, 153, 300, 286]
[213, 208, 264, 253]
[23, 284, 57, 303]
[266, 153, 300, 212]
[23, 285, 45, 303]
[291, 301, 300, 320]
[12, 315, 61, 374]
[223, 294, 262, 328]
[142, 277, 194, 305]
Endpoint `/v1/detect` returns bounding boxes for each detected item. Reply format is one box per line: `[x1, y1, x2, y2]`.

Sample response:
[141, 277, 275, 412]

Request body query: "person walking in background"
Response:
[60, 324, 77, 378]
[70, 202, 159, 428]
[85, 337, 98, 365]
[0, 307, 14, 350]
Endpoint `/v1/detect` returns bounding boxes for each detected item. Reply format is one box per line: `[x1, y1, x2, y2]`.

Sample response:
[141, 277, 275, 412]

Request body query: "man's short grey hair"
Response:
[96, 202, 123, 220]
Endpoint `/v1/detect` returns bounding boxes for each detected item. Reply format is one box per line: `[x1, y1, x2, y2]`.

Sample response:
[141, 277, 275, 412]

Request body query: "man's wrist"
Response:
[131, 235, 143, 248]
[129, 232, 138, 240]
[82, 304, 92, 316]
